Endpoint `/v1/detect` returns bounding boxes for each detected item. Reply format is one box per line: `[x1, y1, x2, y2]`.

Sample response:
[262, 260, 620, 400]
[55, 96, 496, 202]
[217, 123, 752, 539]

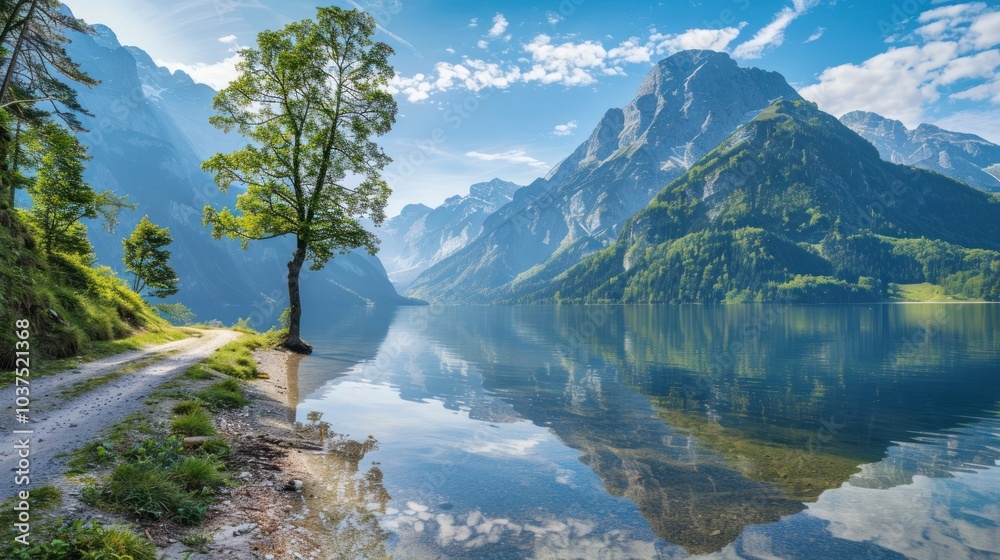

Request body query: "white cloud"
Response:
[551, 120, 578, 136]
[156, 52, 243, 91]
[804, 27, 825, 43]
[608, 37, 652, 64]
[733, 0, 819, 59]
[466, 149, 549, 169]
[800, 3, 1000, 127]
[445, 47, 456, 54]
[650, 26, 744, 55]
[468, 17, 478, 28]
[477, 39, 489, 49]
[218, 34, 237, 44]
[547, 13, 563, 25]
[523, 34, 610, 86]
[932, 108, 1000, 143]
[488, 13, 509, 38]
[800, 43, 959, 125]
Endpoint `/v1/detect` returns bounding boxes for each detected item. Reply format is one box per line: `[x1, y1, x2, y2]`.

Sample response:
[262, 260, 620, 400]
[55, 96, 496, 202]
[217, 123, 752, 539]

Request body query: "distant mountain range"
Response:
[405, 50, 802, 303]
[841, 111, 1000, 191]
[64, 19, 412, 325]
[377, 178, 519, 288]
[378, 50, 1000, 305]
[521, 100, 1000, 303]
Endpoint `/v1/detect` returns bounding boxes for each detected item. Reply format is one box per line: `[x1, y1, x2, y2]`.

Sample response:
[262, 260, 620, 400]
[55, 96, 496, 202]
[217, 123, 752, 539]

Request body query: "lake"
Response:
[290, 304, 1000, 559]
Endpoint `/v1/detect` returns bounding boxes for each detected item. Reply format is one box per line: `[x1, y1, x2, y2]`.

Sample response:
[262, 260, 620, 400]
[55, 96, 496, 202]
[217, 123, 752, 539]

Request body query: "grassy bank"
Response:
[0, 205, 175, 371]
[0, 328, 289, 558]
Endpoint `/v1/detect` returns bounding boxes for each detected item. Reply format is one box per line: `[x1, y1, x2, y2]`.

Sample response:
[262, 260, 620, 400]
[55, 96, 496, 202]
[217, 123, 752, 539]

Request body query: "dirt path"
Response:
[0, 329, 242, 500]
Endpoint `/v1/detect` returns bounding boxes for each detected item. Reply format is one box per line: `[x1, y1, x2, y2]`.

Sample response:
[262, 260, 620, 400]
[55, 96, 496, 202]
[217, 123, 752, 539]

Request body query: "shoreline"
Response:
[158, 347, 330, 559]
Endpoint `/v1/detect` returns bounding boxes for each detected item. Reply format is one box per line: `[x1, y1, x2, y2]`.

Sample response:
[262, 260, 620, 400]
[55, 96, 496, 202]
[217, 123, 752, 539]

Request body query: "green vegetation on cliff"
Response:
[0, 204, 166, 369]
[521, 100, 1000, 304]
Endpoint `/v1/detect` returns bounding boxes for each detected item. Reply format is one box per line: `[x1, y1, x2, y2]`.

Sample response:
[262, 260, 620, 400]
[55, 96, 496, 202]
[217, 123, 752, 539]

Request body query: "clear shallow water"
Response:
[292, 305, 1000, 559]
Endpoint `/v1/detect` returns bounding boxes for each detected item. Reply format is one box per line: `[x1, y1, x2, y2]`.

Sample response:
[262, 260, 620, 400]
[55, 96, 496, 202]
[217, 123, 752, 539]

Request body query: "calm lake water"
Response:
[290, 304, 1000, 559]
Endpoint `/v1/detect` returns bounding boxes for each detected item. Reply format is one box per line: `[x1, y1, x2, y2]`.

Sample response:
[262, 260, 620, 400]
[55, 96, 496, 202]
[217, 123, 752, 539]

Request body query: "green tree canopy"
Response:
[122, 215, 178, 298]
[0, 0, 98, 206]
[25, 122, 132, 256]
[202, 6, 396, 353]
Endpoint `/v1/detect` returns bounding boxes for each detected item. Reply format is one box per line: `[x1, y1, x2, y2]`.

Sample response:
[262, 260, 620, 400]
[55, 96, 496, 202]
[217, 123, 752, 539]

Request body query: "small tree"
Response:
[202, 7, 396, 353]
[122, 215, 178, 298]
[25, 122, 131, 255]
[154, 302, 195, 326]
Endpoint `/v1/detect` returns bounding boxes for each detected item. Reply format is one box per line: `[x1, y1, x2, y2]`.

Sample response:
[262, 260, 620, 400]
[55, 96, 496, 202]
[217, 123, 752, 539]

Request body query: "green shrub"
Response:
[94, 463, 187, 520]
[172, 400, 204, 415]
[195, 379, 248, 410]
[170, 410, 217, 437]
[171, 456, 228, 492]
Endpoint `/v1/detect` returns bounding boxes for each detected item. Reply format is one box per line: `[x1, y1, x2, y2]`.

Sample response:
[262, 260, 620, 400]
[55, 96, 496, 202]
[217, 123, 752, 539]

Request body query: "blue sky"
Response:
[62, 0, 1000, 215]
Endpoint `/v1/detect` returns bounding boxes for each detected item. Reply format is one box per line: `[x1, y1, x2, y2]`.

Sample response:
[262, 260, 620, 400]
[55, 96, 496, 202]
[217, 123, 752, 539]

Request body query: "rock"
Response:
[233, 523, 257, 536]
[710, 529, 721, 536]
[239, 471, 251, 478]
[182, 436, 220, 448]
[283, 479, 303, 492]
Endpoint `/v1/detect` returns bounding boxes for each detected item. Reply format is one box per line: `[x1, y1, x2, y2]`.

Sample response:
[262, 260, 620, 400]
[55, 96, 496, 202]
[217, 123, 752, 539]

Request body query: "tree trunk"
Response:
[283, 237, 312, 354]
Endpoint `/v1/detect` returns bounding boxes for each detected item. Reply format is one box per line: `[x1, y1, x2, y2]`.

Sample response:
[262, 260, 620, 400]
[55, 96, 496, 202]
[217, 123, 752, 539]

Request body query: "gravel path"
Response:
[0, 329, 242, 500]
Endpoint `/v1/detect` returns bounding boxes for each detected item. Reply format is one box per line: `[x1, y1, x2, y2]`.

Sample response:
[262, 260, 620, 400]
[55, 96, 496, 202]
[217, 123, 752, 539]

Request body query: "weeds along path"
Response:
[0, 329, 242, 499]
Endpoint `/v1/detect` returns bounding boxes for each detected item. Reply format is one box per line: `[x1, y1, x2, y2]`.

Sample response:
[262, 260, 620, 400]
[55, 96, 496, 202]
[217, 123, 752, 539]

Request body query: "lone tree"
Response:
[122, 215, 178, 298]
[202, 7, 396, 353]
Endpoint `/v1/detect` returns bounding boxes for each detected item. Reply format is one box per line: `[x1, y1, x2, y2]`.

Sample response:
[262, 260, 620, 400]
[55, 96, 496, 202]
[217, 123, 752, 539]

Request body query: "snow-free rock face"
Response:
[65, 21, 411, 325]
[841, 111, 1000, 191]
[407, 50, 802, 303]
[377, 178, 520, 288]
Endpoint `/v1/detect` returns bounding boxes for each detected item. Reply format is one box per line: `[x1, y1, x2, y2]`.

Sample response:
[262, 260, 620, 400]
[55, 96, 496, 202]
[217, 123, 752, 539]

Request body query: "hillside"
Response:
[519, 100, 1000, 304]
[0, 204, 165, 369]
[406, 50, 802, 303]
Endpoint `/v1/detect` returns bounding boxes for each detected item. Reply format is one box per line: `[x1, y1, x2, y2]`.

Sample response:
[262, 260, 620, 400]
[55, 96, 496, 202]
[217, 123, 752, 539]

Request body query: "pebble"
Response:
[233, 523, 257, 536]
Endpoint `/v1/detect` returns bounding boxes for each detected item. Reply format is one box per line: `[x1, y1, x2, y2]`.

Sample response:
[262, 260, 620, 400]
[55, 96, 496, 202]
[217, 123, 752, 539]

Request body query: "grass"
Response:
[171, 456, 228, 492]
[0, 487, 155, 560]
[172, 400, 204, 415]
[171, 409, 217, 437]
[201, 329, 286, 379]
[194, 378, 248, 410]
[0, 205, 179, 372]
[81, 436, 228, 526]
[888, 282, 974, 302]
[180, 532, 213, 552]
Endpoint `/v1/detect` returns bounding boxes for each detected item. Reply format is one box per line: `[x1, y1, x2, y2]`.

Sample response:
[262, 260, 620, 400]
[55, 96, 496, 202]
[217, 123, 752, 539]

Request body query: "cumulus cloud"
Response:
[733, 0, 820, 59]
[156, 52, 243, 91]
[468, 17, 478, 28]
[547, 12, 563, 25]
[650, 25, 745, 55]
[488, 13, 509, 38]
[466, 149, 549, 169]
[800, 3, 1000, 127]
[218, 34, 237, 44]
[551, 120, 578, 136]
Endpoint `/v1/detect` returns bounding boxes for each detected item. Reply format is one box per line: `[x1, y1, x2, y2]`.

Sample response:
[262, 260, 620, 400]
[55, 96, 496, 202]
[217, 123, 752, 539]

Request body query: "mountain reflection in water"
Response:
[292, 304, 1000, 558]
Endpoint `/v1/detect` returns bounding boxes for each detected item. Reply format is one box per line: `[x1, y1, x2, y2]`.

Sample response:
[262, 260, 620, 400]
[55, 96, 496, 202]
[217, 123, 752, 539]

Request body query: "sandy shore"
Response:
[157, 348, 331, 559]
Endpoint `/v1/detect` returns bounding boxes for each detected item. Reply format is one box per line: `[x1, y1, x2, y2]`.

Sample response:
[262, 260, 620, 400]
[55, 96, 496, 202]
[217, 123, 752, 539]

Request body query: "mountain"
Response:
[406, 50, 802, 303]
[65, 21, 411, 326]
[377, 178, 520, 288]
[521, 100, 1000, 304]
[841, 111, 1000, 191]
